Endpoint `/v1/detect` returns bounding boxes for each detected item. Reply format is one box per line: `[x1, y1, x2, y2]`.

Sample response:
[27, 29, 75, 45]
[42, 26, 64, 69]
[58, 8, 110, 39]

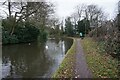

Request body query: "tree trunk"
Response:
[8, 0, 11, 18]
[10, 18, 16, 35]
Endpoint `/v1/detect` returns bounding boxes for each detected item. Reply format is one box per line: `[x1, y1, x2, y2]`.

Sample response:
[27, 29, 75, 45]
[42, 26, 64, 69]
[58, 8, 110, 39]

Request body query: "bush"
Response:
[2, 18, 15, 32]
[2, 29, 19, 44]
[2, 19, 49, 45]
[14, 25, 40, 43]
[2, 24, 40, 44]
[88, 21, 119, 59]
[26, 25, 40, 40]
[38, 30, 47, 41]
[9, 35, 19, 44]
[2, 30, 9, 44]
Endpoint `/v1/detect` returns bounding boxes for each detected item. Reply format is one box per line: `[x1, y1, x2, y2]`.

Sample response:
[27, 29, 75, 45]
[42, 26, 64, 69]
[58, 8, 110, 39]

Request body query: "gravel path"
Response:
[74, 38, 92, 78]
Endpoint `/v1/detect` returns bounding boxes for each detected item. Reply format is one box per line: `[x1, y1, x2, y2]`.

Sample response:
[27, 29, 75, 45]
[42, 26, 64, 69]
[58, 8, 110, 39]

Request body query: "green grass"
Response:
[81, 37, 118, 78]
[52, 39, 76, 78]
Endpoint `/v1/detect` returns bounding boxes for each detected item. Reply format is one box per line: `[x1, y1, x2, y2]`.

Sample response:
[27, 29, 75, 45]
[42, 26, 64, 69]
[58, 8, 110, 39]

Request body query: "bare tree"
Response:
[1, 0, 55, 35]
[76, 4, 86, 20]
[71, 13, 78, 33]
[71, 13, 78, 25]
[85, 5, 105, 28]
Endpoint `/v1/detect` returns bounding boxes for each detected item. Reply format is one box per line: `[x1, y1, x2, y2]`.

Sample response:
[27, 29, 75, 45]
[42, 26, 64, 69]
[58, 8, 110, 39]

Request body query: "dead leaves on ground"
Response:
[81, 38, 118, 78]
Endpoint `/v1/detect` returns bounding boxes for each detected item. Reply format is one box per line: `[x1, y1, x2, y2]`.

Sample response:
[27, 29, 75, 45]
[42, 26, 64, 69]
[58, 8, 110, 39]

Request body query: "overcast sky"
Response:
[48, 0, 119, 20]
[0, 0, 119, 20]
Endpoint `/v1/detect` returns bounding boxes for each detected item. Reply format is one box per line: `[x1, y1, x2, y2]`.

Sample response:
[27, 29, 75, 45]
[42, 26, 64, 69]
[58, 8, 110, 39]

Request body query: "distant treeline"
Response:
[64, 4, 119, 59]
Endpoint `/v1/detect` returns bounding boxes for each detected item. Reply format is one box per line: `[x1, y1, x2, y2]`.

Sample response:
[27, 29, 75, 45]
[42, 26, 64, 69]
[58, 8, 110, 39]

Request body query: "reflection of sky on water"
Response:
[43, 40, 66, 77]
[2, 38, 73, 78]
[2, 58, 11, 78]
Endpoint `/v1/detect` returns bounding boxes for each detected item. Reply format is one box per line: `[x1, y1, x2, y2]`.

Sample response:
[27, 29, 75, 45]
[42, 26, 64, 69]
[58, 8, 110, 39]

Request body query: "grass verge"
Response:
[81, 37, 118, 78]
[52, 38, 76, 78]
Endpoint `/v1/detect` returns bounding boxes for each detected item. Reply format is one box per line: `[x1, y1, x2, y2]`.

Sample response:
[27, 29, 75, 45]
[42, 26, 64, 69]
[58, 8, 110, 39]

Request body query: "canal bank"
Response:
[81, 38, 118, 78]
[52, 38, 76, 78]
[52, 37, 118, 78]
[52, 38, 92, 78]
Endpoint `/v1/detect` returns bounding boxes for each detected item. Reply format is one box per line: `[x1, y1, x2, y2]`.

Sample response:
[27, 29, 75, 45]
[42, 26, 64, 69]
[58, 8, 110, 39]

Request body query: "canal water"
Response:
[2, 38, 73, 78]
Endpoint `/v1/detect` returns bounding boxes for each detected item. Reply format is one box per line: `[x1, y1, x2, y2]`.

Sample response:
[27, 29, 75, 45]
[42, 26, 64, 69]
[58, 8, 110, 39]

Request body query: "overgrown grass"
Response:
[52, 39, 76, 78]
[81, 37, 118, 78]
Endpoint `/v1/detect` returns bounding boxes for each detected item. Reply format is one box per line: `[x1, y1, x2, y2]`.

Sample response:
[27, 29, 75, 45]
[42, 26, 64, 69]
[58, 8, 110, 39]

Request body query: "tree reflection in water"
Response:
[2, 38, 73, 78]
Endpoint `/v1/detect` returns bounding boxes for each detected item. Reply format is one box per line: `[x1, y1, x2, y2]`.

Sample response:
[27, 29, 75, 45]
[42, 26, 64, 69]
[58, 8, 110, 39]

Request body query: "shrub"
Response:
[2, 29, 19, 44]
[2, 30, 9, 44]
[38, 30, 47, 41]
[9, 34, 19, 44]
[88, 21, 119, 59]
[2, 19, 49, 44]
[14, 25, 40, 43]
[2, 23, 40, 44]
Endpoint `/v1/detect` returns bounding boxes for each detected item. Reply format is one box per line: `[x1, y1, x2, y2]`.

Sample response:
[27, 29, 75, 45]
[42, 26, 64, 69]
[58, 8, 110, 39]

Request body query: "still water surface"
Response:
[2, 38, 73, 78]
